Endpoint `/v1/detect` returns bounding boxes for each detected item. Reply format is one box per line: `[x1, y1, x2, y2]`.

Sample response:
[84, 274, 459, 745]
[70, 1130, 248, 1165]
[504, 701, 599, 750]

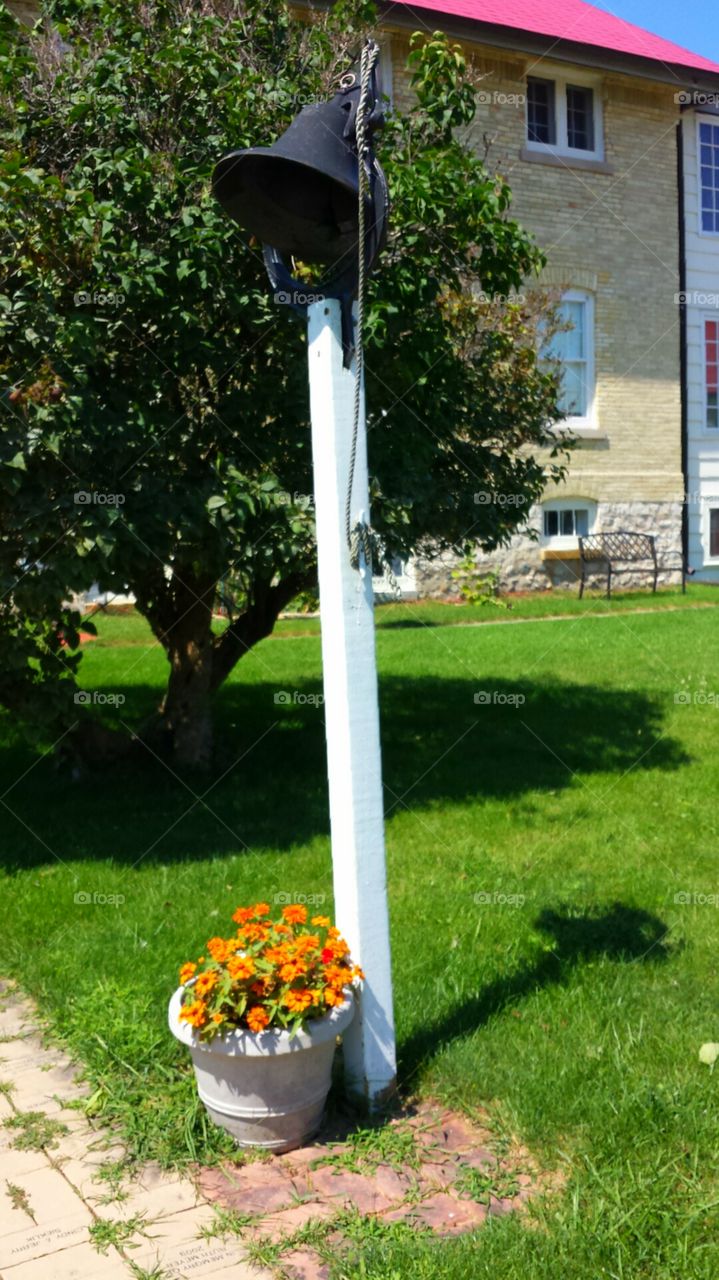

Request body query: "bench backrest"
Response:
[578, 532, 657, 563]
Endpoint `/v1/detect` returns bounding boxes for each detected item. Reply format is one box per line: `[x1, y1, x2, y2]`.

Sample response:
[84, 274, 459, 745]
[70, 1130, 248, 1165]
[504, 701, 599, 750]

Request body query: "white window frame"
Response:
[697, 115, 719, 239]
[541, 499, 597, 550]
[526, 67, 604, 162]
[702, 504, 719, 564]
[544, 289, 597, 430]
[704, 312, 719, 431]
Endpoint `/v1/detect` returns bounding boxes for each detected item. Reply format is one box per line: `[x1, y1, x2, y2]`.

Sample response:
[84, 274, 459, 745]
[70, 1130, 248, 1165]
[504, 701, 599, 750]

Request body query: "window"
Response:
[543, 507, 590, 538]
[527, 78, 556, 145]
[526, 72, 602, 158]
[542, 290, 596, 425]
[699, 120, 719, 235]
[542, 499, 596, 548]
[706, 319, 718, 429]
[711, 509, 719, 559]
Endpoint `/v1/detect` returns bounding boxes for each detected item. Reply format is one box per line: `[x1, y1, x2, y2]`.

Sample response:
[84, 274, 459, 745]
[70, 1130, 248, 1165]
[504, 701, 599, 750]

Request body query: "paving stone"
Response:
[50, 1118, 123, 1166]
[126, 1205, 269, 1278]
[1, 1240, 131, 1278]
[0, 1036, 74, 1076]
[0, 1000, 37, 1039]
[0, 1216, 93, 1271]
[0, 1144, 51, 1179]
[252, 1200, 335, 1242]
[198, 1161, 297, 1216]
[304, 1166, 395, 1215]
[279, 1247, 331, 1280]
[408, 1191, 489, 1234]
[0, 1165, 89, 1239]
[8, 1064, 88, 1114]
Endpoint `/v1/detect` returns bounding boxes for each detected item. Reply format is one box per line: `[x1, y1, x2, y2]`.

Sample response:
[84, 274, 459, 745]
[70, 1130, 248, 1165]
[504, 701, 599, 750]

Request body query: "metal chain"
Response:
[346, 41, 401, 600]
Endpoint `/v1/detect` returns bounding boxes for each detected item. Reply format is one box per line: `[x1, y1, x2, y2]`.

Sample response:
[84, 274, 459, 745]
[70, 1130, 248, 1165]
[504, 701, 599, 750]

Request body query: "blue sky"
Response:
[595, 0, 719, 62]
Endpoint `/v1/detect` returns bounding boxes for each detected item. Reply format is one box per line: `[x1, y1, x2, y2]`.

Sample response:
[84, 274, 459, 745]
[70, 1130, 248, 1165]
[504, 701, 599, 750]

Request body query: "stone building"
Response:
[378, 0, 719, 594]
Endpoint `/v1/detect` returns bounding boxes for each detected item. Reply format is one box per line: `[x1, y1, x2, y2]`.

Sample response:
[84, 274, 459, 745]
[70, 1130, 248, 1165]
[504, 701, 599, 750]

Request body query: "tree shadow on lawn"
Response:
[0, 676, 689, 870]
[398, 901, 672, 1079]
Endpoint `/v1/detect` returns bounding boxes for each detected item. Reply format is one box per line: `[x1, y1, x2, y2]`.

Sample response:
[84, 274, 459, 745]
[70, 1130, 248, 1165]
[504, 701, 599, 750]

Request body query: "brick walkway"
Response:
[0, 981, 549, 1280]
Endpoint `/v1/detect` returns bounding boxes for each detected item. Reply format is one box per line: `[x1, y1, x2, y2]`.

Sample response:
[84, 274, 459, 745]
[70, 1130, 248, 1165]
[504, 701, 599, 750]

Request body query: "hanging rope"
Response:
[346, 41, 401, 600]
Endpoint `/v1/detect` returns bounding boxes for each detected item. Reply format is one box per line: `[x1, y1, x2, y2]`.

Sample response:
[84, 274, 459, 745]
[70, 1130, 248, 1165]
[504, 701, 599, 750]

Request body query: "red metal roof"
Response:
[387, 0, 719, 76]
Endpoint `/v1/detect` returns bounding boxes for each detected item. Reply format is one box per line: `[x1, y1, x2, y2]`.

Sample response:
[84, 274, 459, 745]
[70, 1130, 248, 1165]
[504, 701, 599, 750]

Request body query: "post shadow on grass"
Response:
[398, 901, 671, 1080]
[0, 676, 689, 870]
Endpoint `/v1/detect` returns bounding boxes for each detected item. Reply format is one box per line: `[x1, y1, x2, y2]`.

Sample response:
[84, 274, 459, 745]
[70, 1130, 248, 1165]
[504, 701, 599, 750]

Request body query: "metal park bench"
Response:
[578, 531, 671, 598]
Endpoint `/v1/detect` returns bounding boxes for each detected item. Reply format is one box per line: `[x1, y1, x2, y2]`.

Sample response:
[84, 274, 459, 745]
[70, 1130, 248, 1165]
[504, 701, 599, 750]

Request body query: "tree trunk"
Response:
[138, 567, 315, 770]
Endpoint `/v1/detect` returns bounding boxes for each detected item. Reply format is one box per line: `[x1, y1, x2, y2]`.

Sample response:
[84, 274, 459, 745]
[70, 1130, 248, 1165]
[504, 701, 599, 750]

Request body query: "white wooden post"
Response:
[307, 297, 397, 1107]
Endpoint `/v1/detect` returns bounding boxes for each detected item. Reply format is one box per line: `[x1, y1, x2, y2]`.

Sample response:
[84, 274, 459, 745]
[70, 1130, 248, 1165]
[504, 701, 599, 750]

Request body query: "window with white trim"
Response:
[706, 316, 718, 428]
[706, 508, 719, 560]
[699, 119, 719, 235]
[526, 72, 602, 159]
[542, 290, 596, 426]
[541, 499, 596, 548]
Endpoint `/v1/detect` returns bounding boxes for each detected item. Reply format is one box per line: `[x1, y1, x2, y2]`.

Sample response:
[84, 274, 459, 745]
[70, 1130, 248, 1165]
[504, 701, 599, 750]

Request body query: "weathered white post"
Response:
[307, 297, 396, 1107]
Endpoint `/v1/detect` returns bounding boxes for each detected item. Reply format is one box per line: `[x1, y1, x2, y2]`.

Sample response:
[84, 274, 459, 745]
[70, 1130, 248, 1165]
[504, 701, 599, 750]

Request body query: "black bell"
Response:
[213, 62, 387, 268]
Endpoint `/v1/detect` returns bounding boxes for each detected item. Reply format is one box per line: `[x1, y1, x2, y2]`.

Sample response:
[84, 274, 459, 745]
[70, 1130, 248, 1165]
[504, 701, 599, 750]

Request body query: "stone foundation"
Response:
[413, 501, 683, 598]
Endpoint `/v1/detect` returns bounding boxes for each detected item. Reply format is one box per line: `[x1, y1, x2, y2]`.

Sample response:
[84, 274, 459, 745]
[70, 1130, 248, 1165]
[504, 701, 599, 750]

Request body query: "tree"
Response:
[0, 0, 566, 768]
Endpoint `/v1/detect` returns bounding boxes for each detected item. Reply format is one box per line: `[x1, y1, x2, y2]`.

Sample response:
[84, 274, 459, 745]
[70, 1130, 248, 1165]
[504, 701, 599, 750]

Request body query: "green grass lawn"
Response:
[2, 588, 719, 1277]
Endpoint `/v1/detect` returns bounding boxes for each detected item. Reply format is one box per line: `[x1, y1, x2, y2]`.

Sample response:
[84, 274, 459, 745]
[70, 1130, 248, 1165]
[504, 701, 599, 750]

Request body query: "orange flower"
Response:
[328, 936, 350, 959]
[212, 1012, 224, 1024]
[253, 902, 271, 917]
[179, 962, 196, 984]
[294, 934, 320, 956]
[311, 915, 330, 928]
[323, 964, 349, 991]
[242, 922, 271, 942]
[246, 1006, 270, 1032]
[232, 907, 255, 926]
[283, 988, 313, 1013]
[227, 955, 256, 981]
[351, 965, 365, 981]
[282, 904, 307, 925]
[207, 937, 233, 964]
[195, 971, 218, 997]
[323, 987, 344, 1007]
[264, 944, 292, 966]
[179, 999, 208, 1028]
[279, 960, 307, 983]
[274, 923, 291, 936]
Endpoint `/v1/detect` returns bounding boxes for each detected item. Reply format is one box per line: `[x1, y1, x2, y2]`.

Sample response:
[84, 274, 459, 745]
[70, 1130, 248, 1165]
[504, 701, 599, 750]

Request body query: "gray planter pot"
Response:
[168, 986, 354, 1152]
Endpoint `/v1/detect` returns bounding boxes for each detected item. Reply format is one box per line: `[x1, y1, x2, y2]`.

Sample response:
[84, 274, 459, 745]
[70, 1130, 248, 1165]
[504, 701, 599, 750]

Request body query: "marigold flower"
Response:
[227, 955, 256, 981]
[274, 923, 291, 935]
[179, 962, 196, 984]
[351, 965, 365, 981]
[323, 964, 348, 991]
[212, 1012, 224, 1024]
[282, 904, 307, 925]
[283, 988, 313, 1013]
[295, 935, 320, 956]
[207, 936, 233, 964]
[264, 945, 292, 966]
[246, 1006, 270, 1033]
[323, 987, 344, 1007]
[279, 960, 307, 983]
[195, 971, 218, 997]
[232, 907, 255, 926]
[179, 999, 208, 1028]
[253, 902, 271, 916]
[242, 922, 271, 942]
[311, 915, 331, 928]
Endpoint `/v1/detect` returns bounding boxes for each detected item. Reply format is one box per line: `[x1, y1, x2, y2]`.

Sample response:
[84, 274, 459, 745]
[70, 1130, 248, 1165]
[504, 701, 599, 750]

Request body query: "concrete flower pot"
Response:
[168, 987, 354, 1152]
